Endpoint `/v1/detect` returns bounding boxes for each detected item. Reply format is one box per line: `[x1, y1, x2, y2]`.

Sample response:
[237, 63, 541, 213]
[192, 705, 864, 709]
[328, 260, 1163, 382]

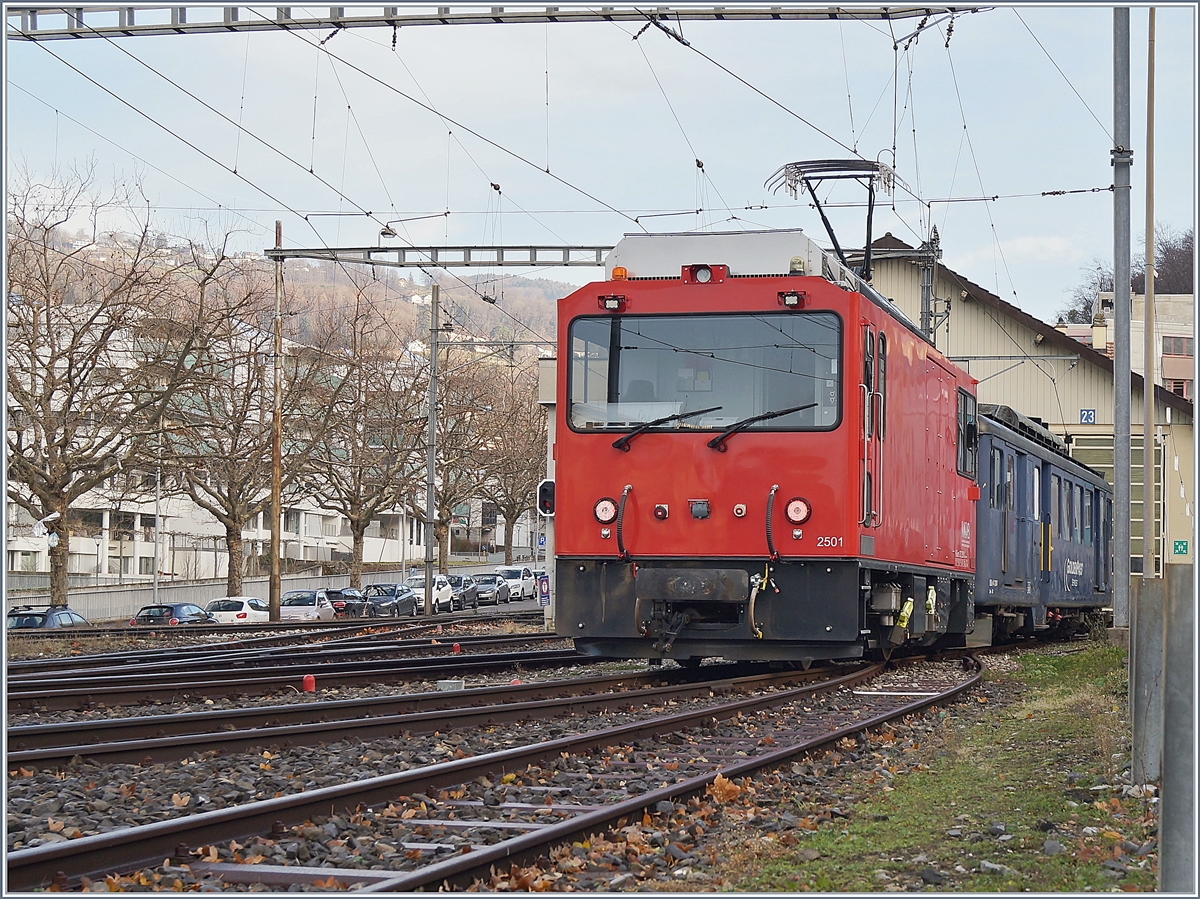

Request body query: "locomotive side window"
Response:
[956, 390, 977, 477]
[1073, 483, 1083, 543]
[1083, 489, 1093, 544]
[567, 313, 841, 432]
[1031, 467, 1040, 518]
[877, 334, 887, 439]
[863, 327, 875, 438]
[1005, 455, 1015, 511]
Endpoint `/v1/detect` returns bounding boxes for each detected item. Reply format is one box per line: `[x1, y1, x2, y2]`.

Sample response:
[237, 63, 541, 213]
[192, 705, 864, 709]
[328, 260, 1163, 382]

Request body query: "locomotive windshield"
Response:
[569, 312, 840, 432]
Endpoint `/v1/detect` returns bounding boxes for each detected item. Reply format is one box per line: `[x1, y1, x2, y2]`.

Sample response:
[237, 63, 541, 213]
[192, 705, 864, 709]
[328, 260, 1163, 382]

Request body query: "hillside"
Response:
[281, 257, 581, 348]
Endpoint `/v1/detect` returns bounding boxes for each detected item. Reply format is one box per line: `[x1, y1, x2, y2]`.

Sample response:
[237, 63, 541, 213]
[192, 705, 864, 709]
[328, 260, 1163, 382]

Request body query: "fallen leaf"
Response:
[707, 773, 742, 803]
[48, 819, 65, 832]
[171, 793, 190, 807]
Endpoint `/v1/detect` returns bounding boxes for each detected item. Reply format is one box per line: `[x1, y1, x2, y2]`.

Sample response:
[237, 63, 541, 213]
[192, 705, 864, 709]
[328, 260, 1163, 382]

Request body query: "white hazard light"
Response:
[785, 497, 812, 525]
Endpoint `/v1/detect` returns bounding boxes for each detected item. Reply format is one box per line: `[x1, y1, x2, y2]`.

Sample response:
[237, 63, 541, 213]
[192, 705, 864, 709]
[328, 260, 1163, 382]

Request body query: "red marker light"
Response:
[129, 618, 136, 627]
[302, 674, 316, 692]
[453, 643, 461, 653]
[169, 617, 179, 626]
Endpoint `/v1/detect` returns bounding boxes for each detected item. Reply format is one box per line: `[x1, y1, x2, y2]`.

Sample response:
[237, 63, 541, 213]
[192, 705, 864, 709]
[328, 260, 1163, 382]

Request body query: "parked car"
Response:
[404, 573, 453, 614]
[473, 573, 511, 606]
[326, 587, 366, 619]
[130, 603, 216, 626]
[446, 574, 479, 611]
[495, 566, 536, 600]
[204, 596, 270, 624]
[7, 605, 91, 630]
[361, 583, 419, 617]
[280, 590, 336, 621]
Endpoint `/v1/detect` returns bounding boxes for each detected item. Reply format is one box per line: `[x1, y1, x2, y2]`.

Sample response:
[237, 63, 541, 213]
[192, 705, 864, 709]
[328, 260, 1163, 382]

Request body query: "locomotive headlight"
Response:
[785, 497, 812, 525]
[694, 265, 712, 283]
[594, 497, 618, 524]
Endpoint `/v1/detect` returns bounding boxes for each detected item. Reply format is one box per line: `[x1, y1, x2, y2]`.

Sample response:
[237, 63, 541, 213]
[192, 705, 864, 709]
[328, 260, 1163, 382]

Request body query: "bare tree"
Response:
[1133, 224, 1194, 294]
[6, 165, 215, 606]
[162, 264, 347, 596]
[307, 296, 427, 589]
[480, 360, 547, 565]
[1059, 224, 1194, 323]
[423, 344, 496, 574]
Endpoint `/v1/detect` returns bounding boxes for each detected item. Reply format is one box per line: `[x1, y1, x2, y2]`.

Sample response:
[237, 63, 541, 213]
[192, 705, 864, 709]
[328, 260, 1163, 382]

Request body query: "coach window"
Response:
[990, 448, 1003, 508]
[1051, 475, 1061, 535]
[1005, 455, 1015, 511]
[1073, 484, 1083, 543]
[957, 390, 977, 477]
[1065, 477, 1075, 540]
[1083, 489, 1093, 544]
[1031, 467, 1040, 519]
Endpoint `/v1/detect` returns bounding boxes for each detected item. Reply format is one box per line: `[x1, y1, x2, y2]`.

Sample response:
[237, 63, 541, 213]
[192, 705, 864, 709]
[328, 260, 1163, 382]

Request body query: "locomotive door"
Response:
[1029, 461, 1043, 593]
[924, 358, 954, 564]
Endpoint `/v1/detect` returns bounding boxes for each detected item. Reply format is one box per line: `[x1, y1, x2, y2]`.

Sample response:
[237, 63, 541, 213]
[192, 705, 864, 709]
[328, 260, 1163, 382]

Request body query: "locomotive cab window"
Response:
[957, 390, 977, 477]
[568, 312, 841, 432]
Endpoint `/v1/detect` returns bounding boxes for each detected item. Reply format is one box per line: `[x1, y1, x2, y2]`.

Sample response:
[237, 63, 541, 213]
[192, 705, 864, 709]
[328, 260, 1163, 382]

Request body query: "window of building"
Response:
[1168, 379, 1192, 399]
[1162, 336, 1194, 356]
[283, 509, 301, 534]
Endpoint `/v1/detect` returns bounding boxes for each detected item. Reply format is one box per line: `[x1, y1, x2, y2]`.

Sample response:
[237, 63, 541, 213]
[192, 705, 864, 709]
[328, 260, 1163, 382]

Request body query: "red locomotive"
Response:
[552, 228, 981, 663]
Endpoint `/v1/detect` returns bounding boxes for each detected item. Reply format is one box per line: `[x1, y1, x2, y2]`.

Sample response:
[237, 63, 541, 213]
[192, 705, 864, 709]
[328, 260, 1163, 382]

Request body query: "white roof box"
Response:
[603, 229, 828, 280]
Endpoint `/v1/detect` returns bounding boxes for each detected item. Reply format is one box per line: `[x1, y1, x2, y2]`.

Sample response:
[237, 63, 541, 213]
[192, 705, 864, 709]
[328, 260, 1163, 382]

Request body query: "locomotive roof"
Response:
[978, 404, 1110, 487]
[603, 229, 930, 347]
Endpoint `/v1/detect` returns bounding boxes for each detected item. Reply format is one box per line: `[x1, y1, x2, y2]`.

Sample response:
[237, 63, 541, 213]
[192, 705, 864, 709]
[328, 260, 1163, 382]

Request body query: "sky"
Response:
[4, 3, 1197, 326]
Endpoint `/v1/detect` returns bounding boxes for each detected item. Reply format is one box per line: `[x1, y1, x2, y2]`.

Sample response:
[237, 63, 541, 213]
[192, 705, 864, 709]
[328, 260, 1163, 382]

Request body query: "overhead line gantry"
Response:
[8, 5, 981, 41]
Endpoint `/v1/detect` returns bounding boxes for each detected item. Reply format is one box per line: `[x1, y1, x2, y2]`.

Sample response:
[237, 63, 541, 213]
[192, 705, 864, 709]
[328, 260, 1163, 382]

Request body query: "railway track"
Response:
[6, 644, 585, 712]
[6, 656, 981, 890]
[8, 663, 841, 766]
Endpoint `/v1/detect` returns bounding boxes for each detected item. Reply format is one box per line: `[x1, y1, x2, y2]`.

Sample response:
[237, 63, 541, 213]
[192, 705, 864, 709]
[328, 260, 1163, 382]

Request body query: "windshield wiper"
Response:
[706, 402, 819, 452]
[612, 405, 723, 452]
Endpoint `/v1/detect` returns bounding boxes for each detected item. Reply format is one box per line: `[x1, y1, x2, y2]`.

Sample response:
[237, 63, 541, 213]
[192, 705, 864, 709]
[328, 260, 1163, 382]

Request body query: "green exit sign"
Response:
[1173, 540, 1189, 555]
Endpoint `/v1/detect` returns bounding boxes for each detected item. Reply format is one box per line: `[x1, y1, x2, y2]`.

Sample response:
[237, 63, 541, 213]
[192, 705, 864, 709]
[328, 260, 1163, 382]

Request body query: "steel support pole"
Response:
[424, 283, 439, 617]
[1111, 9, 1133, 630]
[1131, 5, 1163, 789]
[270, 221, 283, 621]
[1160, 563, 1195, 891]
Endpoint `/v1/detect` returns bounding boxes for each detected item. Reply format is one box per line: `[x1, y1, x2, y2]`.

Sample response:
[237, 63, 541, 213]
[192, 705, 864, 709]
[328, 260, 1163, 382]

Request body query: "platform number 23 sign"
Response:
[1079, 409, 1096, 424]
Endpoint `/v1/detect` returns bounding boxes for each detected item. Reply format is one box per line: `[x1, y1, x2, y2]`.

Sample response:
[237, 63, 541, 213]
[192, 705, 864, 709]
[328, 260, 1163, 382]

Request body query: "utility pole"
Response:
[1111, 8, 1132, 633]
[424, 283, 439, 616]
[270, 221, 283, 621]
[1142, 7, 1156, 581]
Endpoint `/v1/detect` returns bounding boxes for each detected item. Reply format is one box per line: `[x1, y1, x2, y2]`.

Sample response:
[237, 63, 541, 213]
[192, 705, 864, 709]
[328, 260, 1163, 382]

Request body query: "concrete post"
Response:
[1160, 563, 1194, 891]
[1130, 577, 1163, 783]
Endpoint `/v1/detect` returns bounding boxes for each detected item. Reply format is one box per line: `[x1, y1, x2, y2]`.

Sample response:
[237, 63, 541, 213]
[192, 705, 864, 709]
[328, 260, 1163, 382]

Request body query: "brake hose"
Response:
[616, 484, 633, 562]
[765, 483, 780, 561]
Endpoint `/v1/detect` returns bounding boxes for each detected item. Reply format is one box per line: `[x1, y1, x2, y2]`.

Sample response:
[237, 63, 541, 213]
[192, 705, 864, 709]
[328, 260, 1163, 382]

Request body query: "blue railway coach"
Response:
[974, 404, 1113, 643]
